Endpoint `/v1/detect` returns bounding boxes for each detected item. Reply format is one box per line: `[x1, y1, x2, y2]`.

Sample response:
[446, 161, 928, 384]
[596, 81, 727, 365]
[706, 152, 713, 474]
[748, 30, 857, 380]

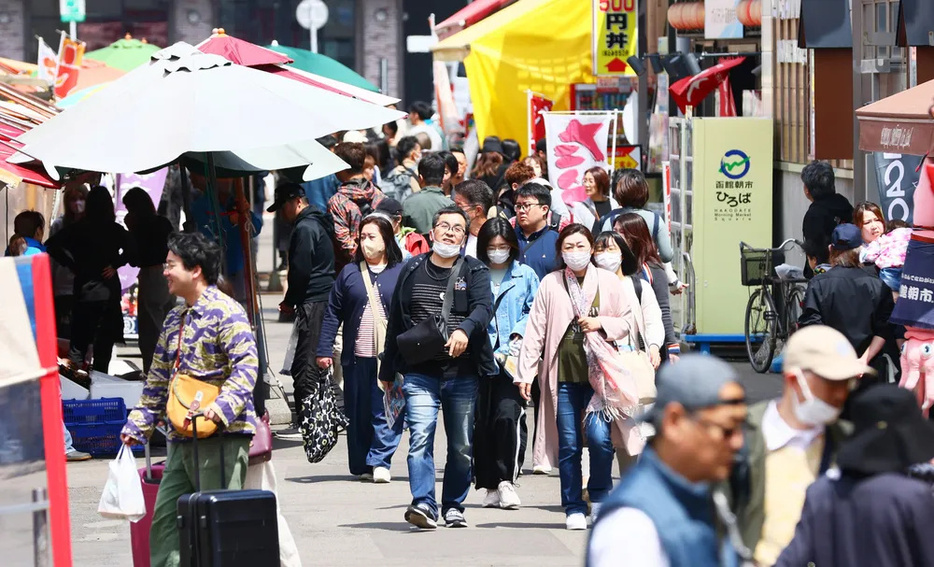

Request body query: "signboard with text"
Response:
[872, 152, 921, 225]
[592, 0, 638, 76]
[693, 118, 773, 334]
[705, 0, 743, 39]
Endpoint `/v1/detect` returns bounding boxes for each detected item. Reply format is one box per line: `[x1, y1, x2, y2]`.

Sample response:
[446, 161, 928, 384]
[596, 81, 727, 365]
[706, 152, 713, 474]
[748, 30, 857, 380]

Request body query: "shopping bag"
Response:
[98, 444, 146, 522]
[301, 376, 349, 464]
[383, 374, 405, 429]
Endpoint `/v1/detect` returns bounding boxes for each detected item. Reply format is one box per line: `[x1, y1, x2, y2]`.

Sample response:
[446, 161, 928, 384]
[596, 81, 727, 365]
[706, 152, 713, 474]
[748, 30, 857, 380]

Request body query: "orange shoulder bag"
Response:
[166, 312, 221, 438]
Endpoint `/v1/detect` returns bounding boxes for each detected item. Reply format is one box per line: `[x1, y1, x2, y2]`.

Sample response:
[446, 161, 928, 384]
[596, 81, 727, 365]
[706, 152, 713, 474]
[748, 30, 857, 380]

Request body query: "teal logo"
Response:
[720, 150, 750, 180]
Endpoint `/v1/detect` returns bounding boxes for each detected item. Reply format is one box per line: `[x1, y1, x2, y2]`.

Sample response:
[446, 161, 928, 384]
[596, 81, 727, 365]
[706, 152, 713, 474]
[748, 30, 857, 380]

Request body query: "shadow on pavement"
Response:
[474, 522, 568, 530]
[338, 521, 417, 532]
[286, 474, 411, 483]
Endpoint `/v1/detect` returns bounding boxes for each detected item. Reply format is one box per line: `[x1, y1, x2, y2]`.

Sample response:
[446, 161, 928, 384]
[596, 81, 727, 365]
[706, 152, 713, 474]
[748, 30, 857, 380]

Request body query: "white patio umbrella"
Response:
[10, 43, 404, 181]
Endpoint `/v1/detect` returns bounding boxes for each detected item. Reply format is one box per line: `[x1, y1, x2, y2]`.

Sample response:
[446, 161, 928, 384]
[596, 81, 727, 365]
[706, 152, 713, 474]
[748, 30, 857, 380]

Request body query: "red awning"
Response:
[434, 0, 516, 40]
[0, 123, 60, 188]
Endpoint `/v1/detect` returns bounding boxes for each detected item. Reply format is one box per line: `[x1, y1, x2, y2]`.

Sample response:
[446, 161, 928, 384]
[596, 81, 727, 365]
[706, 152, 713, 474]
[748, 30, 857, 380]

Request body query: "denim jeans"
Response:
[403, 373, 479, 519]
[556, 382, 614, 516]
[63, 422, 75, 454]
[343, 357, 403, 475]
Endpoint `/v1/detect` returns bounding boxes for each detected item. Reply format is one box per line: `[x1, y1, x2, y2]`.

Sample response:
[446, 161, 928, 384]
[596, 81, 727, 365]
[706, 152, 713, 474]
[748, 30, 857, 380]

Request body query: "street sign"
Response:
[296, 0, 329, 31]
[592, 0, 638, 77]
[60, 0, 86, 23]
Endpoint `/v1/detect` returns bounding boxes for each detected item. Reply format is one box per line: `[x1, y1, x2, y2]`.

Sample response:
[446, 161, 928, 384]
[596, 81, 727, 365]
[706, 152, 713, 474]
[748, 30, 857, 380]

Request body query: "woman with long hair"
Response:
[49, 185, 88, 335]
[316, 214, 405, 482]
[46, 186, 133, 373]
[473, 217, 540, 510]
[516, 224, 644, 530]
[123, 187, 175, 374]
[799, 223, 895, 381]
[570, 167, 619, 234]
[473, 137, 510, 192]
[614, 213, 679, 363]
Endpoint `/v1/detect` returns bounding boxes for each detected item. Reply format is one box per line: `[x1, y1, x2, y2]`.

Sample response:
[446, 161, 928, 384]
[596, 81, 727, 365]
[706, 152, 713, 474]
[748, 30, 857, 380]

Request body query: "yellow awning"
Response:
[432, 0, 595, 146]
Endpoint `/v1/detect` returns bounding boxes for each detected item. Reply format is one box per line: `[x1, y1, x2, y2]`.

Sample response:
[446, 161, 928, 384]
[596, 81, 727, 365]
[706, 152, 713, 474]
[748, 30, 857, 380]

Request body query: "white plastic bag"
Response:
[97, 444, 146, 522]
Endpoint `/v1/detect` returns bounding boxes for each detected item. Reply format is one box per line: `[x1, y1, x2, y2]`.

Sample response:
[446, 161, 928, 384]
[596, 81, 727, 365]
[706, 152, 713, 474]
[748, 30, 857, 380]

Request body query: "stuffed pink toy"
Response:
[897, 160, 934, 413]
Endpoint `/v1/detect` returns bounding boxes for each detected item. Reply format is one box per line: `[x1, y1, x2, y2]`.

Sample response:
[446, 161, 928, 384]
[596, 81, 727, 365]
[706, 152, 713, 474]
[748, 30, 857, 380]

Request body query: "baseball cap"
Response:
[783, 325, 875, 380]
[375, 198, 404, 216]
[831, 223, 862, 250]
[266, 183, 305, 213]
[342, 130, 368, 144]
[641, 354, 743, 423]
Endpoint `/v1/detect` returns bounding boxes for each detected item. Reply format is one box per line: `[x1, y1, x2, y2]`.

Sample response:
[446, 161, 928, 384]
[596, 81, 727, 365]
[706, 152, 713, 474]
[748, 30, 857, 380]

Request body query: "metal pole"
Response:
[310, 26, 317, 54]
[32, 488, 49, 567]
[69, 21, 76, 39]
[636, 0, 648, 150]
[852, 0, 865, 200]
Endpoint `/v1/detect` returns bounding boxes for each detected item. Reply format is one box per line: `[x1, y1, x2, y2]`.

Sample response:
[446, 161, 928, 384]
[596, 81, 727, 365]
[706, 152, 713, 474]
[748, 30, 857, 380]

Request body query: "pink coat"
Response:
[516, 266, 647, 470]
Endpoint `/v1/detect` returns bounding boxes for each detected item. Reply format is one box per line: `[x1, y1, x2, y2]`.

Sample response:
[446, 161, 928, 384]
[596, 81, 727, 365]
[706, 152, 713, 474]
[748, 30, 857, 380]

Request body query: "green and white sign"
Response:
[60, 0, 86, 23]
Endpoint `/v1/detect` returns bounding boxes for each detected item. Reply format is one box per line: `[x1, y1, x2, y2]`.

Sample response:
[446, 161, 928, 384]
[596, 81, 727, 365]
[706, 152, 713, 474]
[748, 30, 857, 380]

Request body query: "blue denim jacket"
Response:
[488, 261, 540, 357]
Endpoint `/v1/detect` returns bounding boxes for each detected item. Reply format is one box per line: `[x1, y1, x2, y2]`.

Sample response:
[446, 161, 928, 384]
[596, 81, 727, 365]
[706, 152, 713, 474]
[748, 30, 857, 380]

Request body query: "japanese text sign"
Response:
[891, 236, 934, 330]
[592, 0, 638, 77]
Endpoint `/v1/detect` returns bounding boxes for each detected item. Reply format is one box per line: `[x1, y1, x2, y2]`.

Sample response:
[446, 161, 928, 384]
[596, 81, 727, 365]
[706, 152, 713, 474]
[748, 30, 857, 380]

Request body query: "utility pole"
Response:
[851, 0, 865, 199]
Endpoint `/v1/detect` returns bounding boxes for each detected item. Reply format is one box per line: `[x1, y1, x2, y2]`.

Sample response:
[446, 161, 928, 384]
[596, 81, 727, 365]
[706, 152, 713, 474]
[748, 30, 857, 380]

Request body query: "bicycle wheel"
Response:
[745, 288, 777, 373]
[783, 286, 805, 338]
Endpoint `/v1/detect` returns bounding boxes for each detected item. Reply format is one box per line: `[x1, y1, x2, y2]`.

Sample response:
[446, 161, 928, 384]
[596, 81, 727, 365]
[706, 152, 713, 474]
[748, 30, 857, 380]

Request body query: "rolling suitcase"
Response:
[176, 413, 279, 566]
[131, 442, 165, 567]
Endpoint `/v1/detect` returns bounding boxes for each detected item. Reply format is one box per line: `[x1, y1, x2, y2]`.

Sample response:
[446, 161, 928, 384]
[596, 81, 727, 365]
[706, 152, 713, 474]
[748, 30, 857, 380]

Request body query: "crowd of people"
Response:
[9, 99, 934, 566]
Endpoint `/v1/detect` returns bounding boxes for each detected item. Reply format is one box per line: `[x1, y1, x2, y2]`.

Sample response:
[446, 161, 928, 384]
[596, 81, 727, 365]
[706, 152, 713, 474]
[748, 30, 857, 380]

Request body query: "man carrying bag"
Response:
[379, 206, 496, 530]
[121, 232, 258, 567]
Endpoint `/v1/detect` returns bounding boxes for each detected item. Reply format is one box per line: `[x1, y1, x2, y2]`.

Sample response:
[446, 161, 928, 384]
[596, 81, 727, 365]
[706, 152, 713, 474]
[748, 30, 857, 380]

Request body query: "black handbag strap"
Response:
[441, 256, 465, 324]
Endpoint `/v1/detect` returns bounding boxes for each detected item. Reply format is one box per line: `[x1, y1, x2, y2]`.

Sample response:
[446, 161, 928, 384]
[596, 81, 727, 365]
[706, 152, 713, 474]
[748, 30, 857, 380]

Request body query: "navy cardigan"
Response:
[316, 261, 403, 365]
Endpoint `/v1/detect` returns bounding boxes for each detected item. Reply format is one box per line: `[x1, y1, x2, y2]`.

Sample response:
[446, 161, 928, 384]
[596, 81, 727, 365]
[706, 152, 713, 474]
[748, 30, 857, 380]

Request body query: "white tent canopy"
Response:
[11, 43, 404, 181]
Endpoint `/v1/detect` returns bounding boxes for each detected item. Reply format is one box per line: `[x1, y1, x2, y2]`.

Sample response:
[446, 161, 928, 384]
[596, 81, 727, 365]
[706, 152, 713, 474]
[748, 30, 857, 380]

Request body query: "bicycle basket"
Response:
[740, 249, 786, 286]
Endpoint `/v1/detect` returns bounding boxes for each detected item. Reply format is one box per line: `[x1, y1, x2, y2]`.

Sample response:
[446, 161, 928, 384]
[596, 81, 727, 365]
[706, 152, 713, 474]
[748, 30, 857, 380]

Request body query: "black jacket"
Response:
[798, 267, 895, 356]
[379, 253, 497, 382]
[802, 194, 854, 244]
[284, 206, 336, 306]
[776, 472, 934, 567]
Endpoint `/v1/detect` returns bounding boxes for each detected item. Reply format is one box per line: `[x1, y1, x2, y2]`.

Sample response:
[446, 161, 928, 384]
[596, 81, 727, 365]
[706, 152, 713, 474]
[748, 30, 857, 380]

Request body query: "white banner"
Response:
[705, 0, 743, 39]
[37, 37, 58, 85]
[544, 112, 614, 205]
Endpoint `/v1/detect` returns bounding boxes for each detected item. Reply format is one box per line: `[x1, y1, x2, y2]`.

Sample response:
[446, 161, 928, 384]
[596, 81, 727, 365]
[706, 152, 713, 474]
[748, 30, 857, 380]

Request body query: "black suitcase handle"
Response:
[189, 412, 225, 493]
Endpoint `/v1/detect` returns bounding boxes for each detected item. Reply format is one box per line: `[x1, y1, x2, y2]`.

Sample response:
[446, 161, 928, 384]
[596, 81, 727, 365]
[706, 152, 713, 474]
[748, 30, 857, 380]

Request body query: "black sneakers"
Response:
[404, 504, 437, 530]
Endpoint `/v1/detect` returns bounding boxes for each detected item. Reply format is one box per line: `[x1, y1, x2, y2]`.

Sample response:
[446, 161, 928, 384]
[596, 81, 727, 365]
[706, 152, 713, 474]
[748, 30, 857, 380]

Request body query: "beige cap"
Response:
[784, 325, 876, 380]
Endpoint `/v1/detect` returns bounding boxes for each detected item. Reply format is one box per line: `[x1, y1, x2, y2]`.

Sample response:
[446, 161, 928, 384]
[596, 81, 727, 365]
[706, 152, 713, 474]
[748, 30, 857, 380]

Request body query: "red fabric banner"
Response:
[669, 56, 745, 114]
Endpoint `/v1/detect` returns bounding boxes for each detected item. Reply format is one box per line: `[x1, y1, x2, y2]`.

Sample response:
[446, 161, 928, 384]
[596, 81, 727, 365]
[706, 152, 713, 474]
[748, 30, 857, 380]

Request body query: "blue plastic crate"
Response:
[63, 398, 126, 425]
[66, 421, 141, 456]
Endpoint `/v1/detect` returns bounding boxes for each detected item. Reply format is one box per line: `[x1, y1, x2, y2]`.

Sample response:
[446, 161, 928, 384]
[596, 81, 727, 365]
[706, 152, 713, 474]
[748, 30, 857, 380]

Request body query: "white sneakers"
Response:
[498, 481, 521, 510]
[566, 513, 587, 530]
[532, 465, 552, 475]
[483, 482, 522, 509]
[373, 466, 391, 483]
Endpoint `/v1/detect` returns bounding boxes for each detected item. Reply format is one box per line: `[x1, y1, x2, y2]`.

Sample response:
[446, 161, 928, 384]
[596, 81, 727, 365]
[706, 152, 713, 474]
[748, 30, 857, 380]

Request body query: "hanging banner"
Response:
[890, 235, 934, 329]
[718, 74, 737, 116]
[53, 33, 85, 99]
[872, 152, 921, 225]
[612, 144, 641, 170]
[592, 0, 638, 76]
[37, 37, 58, 85]
[114, 169, 169, 339]
[544, 112, 614, 204]
[662, 160, 672, 234]
[705, 0, 743, 39]
[527, 91, 554, 156]
[669, 56, 746, 114]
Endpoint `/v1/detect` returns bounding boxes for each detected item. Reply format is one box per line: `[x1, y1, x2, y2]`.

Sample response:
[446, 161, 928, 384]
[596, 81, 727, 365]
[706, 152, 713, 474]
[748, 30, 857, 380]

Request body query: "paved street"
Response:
[64, 220, 784, 566]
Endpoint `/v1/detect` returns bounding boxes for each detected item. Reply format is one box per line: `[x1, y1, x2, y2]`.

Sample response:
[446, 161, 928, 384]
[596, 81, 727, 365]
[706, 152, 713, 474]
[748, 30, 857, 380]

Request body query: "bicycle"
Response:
[739, 239, 808, 373]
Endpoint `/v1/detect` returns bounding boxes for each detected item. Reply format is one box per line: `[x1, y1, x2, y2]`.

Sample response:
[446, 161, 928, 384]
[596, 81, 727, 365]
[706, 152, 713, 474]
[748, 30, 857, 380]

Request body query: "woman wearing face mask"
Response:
[516, 224, 644, 530]
[473, 218, 540, 510]
[49, 185, 88, 337]
[614, 213, 680, 364]
[316, 214, 406, 482]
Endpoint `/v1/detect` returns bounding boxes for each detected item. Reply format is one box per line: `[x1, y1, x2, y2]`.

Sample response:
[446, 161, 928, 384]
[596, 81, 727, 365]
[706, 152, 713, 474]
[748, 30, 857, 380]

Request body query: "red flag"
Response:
[718, 75, 737, 117]
[669, 57, 745, 114]
[528, 93, 553, 153]
[54, 34, 85, 99]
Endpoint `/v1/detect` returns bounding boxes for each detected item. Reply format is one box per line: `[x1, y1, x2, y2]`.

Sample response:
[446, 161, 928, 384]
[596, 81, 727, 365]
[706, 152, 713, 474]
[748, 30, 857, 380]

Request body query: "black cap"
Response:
[831, 223, 862, 250]
[375, 197, 404, 216]
[267, 183, 305, 213]
[482, 138, 505, 156]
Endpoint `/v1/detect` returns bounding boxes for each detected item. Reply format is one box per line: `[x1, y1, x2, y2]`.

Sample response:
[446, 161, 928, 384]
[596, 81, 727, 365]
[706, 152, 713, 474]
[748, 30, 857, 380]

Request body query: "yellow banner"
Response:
[592, 0, 638, 76]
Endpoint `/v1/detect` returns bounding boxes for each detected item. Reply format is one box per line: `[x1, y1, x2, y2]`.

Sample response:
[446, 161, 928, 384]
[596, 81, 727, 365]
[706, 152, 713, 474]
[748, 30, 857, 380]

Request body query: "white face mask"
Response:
[594, 251, 622, 273]
[487, 248, 511, 265]
[562, 251, 592, 271]
[433, 241, 462, 259]
[792, 370, 842, 426]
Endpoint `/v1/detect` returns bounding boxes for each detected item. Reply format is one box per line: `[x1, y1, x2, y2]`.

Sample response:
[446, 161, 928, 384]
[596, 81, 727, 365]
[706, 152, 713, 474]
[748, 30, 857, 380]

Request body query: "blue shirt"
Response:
[302, 174, 340, 212]
[190, 194, 262, 275]
[516, 225, 559, 281]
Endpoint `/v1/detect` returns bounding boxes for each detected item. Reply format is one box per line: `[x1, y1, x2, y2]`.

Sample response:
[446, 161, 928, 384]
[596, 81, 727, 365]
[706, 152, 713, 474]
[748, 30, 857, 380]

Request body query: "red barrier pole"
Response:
[33, 253, 72, 567]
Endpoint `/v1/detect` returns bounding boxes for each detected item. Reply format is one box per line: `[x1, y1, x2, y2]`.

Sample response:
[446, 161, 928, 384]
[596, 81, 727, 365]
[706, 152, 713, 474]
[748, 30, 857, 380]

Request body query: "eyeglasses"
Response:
[434, 222, 466, 235]
[514, 203, 543, 212]
[163, 261, 180, 271]
[691, 416, 743, 442]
